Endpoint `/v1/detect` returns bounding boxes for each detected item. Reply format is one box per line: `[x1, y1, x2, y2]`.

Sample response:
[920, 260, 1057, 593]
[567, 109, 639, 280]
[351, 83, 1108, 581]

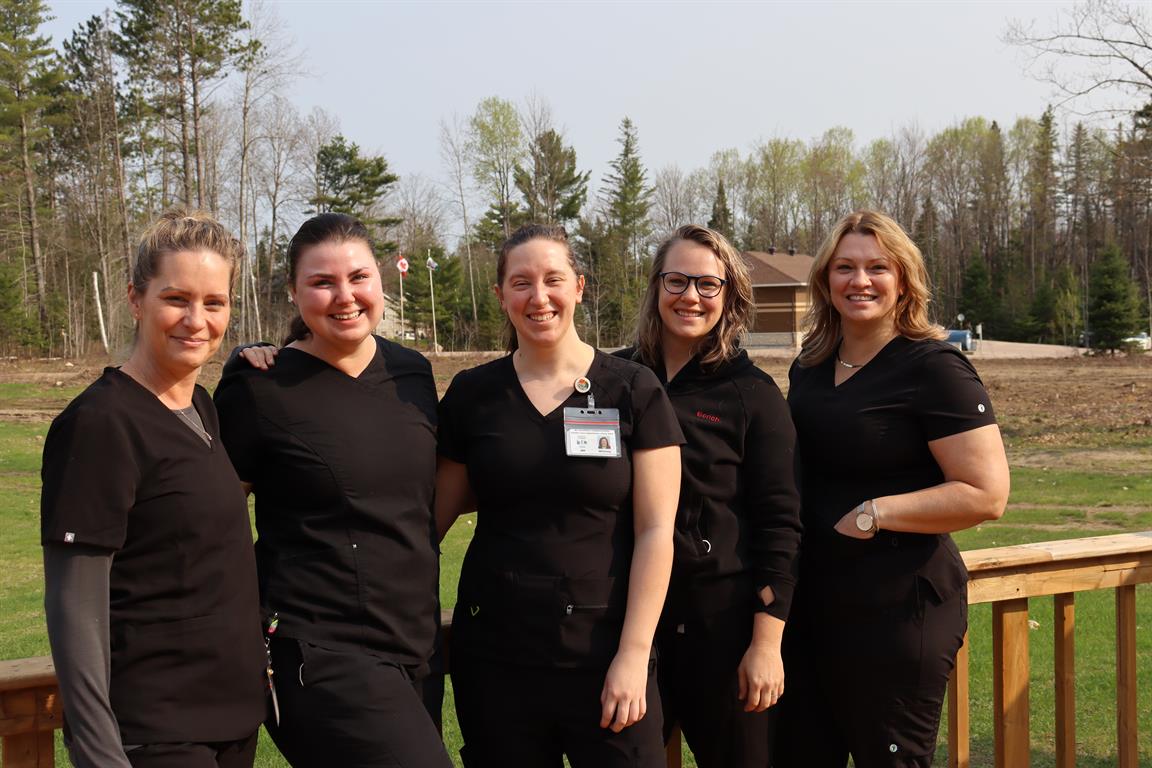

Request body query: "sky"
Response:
[42, 1, 1100, 200]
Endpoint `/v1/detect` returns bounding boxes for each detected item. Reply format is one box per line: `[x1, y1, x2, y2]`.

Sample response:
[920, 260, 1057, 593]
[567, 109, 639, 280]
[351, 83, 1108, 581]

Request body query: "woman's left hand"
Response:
[600, 647, 650, 732]
[737, 640, 784, 712]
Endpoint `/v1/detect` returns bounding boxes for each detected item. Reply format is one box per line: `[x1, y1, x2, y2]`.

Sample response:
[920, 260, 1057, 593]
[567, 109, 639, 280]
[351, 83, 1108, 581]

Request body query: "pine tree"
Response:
[707, 179, 734, 240]
[309, 135, 400, 244]
[114, 0, 249, 208]
[960, 256, 998, 331]
[514, 129, 589, 226]
[0, 0, 65, 339]
[1088, 244, 1140, 351]
[599, 117, 653, 345]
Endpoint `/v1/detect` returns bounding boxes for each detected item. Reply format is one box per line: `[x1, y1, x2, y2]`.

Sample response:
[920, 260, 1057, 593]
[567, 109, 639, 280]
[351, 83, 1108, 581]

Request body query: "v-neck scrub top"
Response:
[438, 351, 684, 669]
[40, 368, 266, 744]
[787, 336, 998, 604]
[214, 336, 440, 667]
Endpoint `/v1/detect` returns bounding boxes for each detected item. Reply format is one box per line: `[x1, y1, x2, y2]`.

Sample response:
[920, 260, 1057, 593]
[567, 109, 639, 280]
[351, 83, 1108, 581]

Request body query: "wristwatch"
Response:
[854, 499, 879, 535]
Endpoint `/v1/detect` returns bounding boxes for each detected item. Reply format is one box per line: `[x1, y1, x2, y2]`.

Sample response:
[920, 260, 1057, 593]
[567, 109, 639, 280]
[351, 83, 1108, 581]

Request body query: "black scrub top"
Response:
[787, 337, 998, 607]
[438, 350, 684, 669]
[40, 368, 266, 744]
[214, 336, 440, 668]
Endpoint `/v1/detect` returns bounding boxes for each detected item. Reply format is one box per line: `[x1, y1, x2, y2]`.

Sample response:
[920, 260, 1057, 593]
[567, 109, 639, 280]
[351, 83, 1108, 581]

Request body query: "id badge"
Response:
[563, 407, 622, 458]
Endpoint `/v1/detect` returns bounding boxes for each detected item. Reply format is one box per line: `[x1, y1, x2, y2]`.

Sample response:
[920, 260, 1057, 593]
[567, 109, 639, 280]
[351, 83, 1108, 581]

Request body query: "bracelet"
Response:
[870, 498, 881, 531]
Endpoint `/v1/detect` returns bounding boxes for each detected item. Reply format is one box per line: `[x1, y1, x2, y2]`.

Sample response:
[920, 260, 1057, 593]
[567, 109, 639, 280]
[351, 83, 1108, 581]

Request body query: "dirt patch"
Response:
[2, 354, 1151, 456]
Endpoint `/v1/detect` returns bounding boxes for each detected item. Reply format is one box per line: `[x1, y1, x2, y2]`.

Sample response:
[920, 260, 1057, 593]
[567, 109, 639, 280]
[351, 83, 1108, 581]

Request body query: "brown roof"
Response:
[743, 250, 815, 286]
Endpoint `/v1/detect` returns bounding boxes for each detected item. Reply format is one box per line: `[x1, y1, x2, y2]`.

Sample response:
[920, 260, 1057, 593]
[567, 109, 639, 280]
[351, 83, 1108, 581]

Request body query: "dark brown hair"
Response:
[496, 224, 578, 352]
[283, 213, 374, 345]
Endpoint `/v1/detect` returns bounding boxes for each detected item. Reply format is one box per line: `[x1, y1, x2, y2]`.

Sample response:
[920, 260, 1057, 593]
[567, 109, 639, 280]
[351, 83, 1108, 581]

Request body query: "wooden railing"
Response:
[947, 531, 1152, 768]
[2, 532, 1148, 767]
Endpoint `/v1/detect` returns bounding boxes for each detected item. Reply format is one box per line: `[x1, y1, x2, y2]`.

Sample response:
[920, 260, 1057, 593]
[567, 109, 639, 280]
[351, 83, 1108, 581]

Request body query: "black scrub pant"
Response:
[265, 636, 452, 768]
[773, 584, 967, 768]
[451, 653, 666, 768]
[125, 733, 258, 768]
[657, 606, 777, 767]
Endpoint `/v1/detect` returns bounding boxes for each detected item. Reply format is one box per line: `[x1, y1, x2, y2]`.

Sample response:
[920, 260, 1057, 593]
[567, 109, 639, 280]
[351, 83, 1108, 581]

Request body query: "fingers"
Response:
[239, 346, 278, 371]
[600, 691, 646, 732]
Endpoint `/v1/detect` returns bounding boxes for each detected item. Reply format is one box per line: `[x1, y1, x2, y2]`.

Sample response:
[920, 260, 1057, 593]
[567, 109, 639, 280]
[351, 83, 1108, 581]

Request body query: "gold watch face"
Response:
[855, 512, 874, 532]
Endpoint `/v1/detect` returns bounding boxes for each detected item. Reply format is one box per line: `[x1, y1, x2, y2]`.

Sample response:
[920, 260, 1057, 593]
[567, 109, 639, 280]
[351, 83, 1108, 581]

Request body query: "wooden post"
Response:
[948, 632, 970, 768]
[1053, 593, 1075, 768]
[992, 598, 1030, 768]
[1116, 585, 1138, 768]
[0, 657, 61, 768]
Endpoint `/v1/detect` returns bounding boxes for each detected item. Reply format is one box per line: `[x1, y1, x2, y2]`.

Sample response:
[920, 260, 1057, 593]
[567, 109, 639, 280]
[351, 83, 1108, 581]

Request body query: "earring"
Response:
[287, 295, 294, 305]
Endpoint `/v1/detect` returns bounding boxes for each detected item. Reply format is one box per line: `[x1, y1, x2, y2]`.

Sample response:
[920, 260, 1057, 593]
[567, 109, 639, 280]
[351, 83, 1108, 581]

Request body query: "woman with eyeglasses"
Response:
[774, 211, 1009, 767]
[435, 224, 684, 767]
[617, 225, 802, 767]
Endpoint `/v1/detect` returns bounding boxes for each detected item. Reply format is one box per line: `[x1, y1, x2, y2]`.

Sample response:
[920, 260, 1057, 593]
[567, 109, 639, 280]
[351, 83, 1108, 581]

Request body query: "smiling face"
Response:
[128, 248, 232, 379]
[827, 232, 903, 332]
[290, 238, 383, 353]
[495, 237, 584, 350]
[657, 239, 726, 351]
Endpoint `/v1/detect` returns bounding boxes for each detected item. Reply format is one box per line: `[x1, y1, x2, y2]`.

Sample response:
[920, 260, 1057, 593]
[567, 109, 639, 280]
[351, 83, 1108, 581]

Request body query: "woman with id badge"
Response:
[435, 224, 683, 767]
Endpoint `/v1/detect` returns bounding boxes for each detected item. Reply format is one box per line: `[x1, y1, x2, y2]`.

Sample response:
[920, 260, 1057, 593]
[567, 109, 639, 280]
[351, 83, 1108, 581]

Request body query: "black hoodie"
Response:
[616, 347, 802, 621]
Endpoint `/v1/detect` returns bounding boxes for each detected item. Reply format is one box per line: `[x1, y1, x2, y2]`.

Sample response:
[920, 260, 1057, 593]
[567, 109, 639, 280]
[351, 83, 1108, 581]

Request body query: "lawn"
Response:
[0, 353, 1149, 767]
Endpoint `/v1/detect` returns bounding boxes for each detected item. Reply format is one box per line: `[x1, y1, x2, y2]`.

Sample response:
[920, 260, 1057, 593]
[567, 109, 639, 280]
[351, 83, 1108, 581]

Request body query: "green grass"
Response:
[1, 415, 1149, 767]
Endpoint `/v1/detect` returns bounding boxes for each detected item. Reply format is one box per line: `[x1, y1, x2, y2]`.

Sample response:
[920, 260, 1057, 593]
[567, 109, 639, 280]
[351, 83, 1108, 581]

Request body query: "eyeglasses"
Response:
[659, 272, 726, 298]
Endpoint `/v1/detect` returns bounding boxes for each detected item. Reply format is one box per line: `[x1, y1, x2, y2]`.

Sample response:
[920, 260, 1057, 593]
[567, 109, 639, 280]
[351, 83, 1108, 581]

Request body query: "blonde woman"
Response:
[775, 210, 1009, 768]
[42, 211, 266, 768]
[618, 225, 801, 767]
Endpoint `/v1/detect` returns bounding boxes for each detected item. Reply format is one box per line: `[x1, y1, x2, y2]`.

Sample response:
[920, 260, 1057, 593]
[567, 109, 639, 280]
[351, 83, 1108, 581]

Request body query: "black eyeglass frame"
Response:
[658, 271, 727, 298]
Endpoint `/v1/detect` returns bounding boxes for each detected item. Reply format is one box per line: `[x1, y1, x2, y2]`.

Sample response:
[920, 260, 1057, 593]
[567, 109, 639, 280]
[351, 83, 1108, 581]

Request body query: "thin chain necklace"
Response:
[173, 405, 213, 445]
[836, 347, 863, 369]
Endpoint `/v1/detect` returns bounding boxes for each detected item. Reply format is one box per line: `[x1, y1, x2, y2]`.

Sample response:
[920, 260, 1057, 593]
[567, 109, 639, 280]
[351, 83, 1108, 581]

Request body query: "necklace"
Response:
[835, 349, 862, 369]
[173, 405, 213, 445]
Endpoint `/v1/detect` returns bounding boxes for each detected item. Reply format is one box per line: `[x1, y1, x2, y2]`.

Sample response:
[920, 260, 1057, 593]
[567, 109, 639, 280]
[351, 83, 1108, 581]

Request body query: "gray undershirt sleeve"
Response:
[44, 543, 133, 768]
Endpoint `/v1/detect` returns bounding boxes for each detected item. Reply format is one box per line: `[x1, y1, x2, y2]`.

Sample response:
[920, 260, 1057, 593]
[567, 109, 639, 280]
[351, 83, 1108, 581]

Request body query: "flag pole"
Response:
[427, 249, 439, 355]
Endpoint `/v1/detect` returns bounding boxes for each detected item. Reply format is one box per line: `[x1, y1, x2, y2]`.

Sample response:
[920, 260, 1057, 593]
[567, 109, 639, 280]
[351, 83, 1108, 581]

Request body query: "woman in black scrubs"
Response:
[41, 210, 267, 768]
[213, 213, 451, 768]
[618, 224, 802, 767]
[435, 224, 684, 767]
[775, 210, 1010, 767]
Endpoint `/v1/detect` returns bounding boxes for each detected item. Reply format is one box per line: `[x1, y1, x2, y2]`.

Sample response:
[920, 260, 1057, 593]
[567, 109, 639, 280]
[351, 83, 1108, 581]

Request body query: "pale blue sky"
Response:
[44, 1, 1092, 194]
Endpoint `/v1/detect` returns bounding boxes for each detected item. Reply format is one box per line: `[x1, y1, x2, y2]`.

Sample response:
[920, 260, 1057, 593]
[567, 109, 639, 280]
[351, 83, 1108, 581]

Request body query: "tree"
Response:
[1006, 1, 1152, 116]
[468, 96, 524, 239]
[115, 0, 249, 207]
[960, 256, 998, 331]
[707, 179, 734, 240]
[0, 0, 65, 337]
[1088, 244, 1141, 350]
[439, 114, 479, 336]
[309, 135, 399, 237]
[514, 128, 589, 226]
[602, 117, 652, 257]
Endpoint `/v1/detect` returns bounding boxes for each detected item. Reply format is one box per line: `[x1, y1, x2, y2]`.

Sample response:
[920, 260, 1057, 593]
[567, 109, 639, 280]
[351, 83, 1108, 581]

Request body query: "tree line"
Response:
[2, 0, 1149, 356]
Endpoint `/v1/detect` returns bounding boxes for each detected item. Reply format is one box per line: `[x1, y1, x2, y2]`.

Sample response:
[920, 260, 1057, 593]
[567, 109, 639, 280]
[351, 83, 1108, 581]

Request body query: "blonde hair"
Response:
[798, 210, 944, 367]
[633, 224, 754, 370]
[132, 208, 243, 293]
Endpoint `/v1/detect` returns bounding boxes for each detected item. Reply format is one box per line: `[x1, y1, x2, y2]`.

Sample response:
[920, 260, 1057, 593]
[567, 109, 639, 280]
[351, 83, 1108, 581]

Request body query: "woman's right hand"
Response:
[239, 345, 278, 370]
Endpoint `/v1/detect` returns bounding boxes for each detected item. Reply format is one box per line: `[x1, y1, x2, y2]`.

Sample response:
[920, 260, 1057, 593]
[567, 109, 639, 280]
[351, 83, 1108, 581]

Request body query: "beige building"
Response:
[743, 247, 815, 349]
